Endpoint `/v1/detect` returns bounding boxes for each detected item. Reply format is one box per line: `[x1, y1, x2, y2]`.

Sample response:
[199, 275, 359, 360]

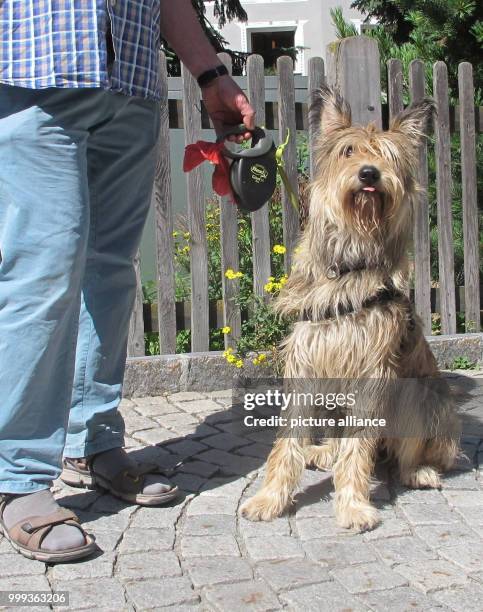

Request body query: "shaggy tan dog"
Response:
[239, 86, 460, 532]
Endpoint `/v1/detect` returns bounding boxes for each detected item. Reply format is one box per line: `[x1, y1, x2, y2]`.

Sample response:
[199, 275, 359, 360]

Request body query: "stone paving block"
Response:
[296, 517, 360, 540]
[205, 389, 233, 399]
[0, 553, 46, 576]
[122, 413, 157, 433]
[163, 439, 208, 459]
[52, 579, 126, 610]
[176, 399, 222, 414]
[185, 555, 253, 587]
[133, 395, 170, 405]
[51, 552, 115, 581]
[362, 517, 411, 541]
[432, 583, 483, 612]
[294, 498, 335, 519]
[0, 574, 51, 592]
[169, 391, 207, 402]
[181, 514, 237, 537]
[442, 490, 483, 507]
[304, 539, 376, 568]
[89, 494, 138, 516]
[399, 503, 460, 526]
[181, 423, 220, 439]
[279, 580, 368, 611]
[116, 550, 181, 580]
[118, 527, 175, 553]
[203, 432, 251, 452]
[438, 541, 483, 573]
[172, 472, 207, 493]
[331, 562, 408, 594]
[133, 402, 180, 418]
[235, 443, 271, 459]
[179, 459, 219, 478]
[360, 586, 442, 611]
[256, 559, 331, 592]
[153, 411, 199, 431]
[125, 575, 198, 609]
[180, 535, 240, 558]
[119, 398, 136, 409]
[244, 535, 305, 562]
[200, 477, 251, 498]
[130, 504, 185, 529]
[454, 505, 483, 526]
[54, 487, 101, 511]
[196, 449, 261, 475]
[77, 510, 130, 533]
[414, 524, 479, 549]
[203, 579, 281, 612]
[440, 469, 479, 489]
[395, 488, 444, 504]
[132, 427, 179, 445]
[185, 494, 239, 516]
[239, 515, 290, 537]
[394, 559, 468, 593]
[89, 529, 124, 553]
[372, 536, 437, 566]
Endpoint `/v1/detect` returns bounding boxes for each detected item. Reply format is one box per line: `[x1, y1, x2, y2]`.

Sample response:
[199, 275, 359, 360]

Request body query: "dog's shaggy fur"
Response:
[239, 86, 460, 532]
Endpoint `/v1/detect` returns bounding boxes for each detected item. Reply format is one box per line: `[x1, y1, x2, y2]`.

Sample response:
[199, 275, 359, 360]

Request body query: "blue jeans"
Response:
[0, 86, 159, 493]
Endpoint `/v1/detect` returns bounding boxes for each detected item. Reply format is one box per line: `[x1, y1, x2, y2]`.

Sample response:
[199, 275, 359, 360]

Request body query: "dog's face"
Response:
[310, 86, 434, 236]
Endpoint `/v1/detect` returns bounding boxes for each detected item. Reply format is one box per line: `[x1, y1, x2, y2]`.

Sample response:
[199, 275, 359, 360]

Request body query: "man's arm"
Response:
[160, 0, 255, 138]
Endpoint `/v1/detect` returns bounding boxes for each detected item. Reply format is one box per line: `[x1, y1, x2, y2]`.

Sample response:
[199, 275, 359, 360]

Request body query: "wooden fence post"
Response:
[326, 36, 382, 129]
[127, 251, 145, 357]
[433, 61, 457, 334]
[154, 51, 177, 354]
[458, 62, 480, 332]
[182, 64, 210, 351]
[218, 53, 242, 348]
[387, 59, 404, 120]
[277, 56, 300, 270]
[247, 54, 272, 296]
[409, 60, 432, 334]
[308, 57, 325, 180]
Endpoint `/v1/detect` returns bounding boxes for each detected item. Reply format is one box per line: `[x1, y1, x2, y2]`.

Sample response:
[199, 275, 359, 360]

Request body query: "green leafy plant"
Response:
[451, 356, 477, 370]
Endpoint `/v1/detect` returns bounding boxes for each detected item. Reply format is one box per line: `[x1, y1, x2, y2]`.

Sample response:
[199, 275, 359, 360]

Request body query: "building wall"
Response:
[206, 0, 365, 74]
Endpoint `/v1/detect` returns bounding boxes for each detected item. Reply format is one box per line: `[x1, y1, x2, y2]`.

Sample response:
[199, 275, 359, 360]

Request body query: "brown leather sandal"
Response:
[0, 496, 97, 563]
[61, 457, 179, 506]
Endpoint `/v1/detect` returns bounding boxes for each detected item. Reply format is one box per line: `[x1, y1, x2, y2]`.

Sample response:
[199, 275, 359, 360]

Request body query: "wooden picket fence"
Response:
[127, 36, 481, 358]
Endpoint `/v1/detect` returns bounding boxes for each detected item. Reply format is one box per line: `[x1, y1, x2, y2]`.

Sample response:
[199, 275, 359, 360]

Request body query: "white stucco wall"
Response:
[206, 0, 365, 74]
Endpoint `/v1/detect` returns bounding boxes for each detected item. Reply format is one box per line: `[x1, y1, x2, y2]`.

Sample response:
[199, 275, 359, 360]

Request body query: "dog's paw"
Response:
[336, 502, 380, 532]
[239, 493, 284, 522]
[401, 465, 441, 489]
[304, 444, 334, 470]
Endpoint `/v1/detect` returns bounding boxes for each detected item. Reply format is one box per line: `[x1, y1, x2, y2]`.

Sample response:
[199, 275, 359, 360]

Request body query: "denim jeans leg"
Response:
[64, 94, 160, 458]
[0, 86, 92, 492]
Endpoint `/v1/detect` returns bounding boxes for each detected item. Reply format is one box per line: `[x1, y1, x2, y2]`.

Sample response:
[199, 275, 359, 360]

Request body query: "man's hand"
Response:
[202, 75, 255, 142]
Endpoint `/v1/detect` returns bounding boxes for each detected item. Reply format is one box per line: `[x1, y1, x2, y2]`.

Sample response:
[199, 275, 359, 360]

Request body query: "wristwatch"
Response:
[197, 64, 229, 88]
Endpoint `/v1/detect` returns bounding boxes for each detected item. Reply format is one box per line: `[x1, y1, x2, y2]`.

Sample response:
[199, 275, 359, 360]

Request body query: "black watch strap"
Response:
[197, 64, 229, 88]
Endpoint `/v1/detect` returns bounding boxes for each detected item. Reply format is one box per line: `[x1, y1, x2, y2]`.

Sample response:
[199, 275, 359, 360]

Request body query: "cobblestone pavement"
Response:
[0, 371, 482, 611]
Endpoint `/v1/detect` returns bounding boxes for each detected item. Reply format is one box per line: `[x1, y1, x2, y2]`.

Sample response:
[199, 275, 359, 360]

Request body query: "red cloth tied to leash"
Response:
[183, 141, 233, 199]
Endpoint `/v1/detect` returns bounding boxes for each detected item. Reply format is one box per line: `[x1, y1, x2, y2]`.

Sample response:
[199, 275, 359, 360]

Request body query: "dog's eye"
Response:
[344, 146, 354, 157]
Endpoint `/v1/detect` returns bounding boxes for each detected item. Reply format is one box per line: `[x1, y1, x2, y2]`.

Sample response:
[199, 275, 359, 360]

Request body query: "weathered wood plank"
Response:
[308, 57, 325, 180]
[182, 64, 210, 351]
[277, 56, 300, 270]
[387, 59, 404, 120]
[127, 251, 145, 357]
[217, 53, 242, 347]
[409, 60, 432, 334]
[433, 61, 457, 334]
[153, 52, 177, 354]
[326, 36, 382, 129]
[247, 54, 272, 296]
[458, 62, 480, 331]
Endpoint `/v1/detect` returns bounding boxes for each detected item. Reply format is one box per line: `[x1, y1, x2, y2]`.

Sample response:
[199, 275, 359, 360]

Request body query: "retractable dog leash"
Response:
[183, 126, 299, 213]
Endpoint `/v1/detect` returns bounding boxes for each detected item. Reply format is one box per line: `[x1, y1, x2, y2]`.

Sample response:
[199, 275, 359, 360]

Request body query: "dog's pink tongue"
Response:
[363, 186, 376, 192]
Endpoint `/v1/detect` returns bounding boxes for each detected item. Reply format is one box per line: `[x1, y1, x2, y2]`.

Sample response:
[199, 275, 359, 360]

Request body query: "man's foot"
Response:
[61, 447, 179, 506]
[0, 489, 96, 562]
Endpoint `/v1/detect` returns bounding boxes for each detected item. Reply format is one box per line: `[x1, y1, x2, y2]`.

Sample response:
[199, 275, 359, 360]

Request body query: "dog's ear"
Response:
[310, 85, 352, 136]
[390, 98, 435, 146]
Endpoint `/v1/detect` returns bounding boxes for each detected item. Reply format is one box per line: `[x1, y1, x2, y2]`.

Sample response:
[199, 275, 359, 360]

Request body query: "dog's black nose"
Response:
[359, 165, 381, 185]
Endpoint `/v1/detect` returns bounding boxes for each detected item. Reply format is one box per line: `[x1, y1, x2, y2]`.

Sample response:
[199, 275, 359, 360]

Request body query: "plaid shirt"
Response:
[0, 1, 161, 100]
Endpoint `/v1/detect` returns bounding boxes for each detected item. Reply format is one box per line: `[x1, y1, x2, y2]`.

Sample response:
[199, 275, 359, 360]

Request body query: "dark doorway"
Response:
[251, 30, 296, 72]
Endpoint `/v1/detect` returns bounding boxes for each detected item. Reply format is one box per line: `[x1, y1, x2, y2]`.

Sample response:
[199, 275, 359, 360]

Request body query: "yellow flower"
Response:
[235, 359, 243, 368]
[223, 347, 234, 358]
[279, 274, 288, 287]
[221, 326, 231, 334]
[226, 354, 237, 364]
[225, 269, 243, 280]
[258, 353, 267, 362]
[183, 232, 190, 239]
[182, 245, 190, 253]
[172, 231, 178, 238]
[273, 244, 286, 255]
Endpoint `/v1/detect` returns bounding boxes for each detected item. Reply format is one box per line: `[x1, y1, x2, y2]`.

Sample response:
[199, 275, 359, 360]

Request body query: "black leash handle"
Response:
[217, 125, 274, 159]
